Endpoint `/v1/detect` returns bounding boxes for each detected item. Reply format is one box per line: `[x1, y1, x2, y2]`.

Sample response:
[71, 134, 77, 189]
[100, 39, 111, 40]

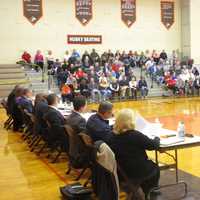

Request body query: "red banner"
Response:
[75, 0, 92, 26]
[23, 0, 43, 25]
[161, 1, 175, 29]
[67, 35, 102, 45]
[121, 0, 136, 28]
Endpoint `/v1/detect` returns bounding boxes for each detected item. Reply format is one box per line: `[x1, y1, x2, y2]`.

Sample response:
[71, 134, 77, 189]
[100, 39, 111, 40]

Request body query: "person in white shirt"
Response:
[129, 76, 138, 100]
[99, 73, 111, 100]
[46, 50, 54, 70]
[64, 50, 70, 62]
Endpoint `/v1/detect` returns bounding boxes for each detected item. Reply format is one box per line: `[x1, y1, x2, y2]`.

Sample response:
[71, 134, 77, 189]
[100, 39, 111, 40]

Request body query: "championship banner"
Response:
[67, 35, 102, 45]
[121, 0, 136, 28]
[23, 0, 43, 25]
[161, 1, 175, 29]
[75, 0, 92, 26]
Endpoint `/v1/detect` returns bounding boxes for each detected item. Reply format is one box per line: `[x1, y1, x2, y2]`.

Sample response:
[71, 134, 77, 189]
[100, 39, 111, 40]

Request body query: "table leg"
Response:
[175, 149, 178, 183]
[155, 150, 158, 165]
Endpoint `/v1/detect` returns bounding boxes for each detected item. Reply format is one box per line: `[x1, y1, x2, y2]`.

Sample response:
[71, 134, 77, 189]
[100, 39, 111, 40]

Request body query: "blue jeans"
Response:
[101, 89, 112, 100]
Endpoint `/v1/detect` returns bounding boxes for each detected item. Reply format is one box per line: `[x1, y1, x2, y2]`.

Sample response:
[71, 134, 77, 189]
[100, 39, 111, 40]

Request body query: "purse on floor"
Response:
[60, 182, 92, 200]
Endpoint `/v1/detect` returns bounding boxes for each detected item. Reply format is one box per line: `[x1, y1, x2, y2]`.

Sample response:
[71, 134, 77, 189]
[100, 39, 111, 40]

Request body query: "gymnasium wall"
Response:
[190, 0, 200, 64]
[0, 0, 181, 64]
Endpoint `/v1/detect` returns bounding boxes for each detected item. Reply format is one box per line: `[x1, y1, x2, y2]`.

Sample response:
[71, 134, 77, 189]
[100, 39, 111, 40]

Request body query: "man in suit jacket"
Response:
[44, 93, 68, 151]
[18, 88, 33, 113]
[86, 102, 113, 144]
[34, 94, 49, 135]
[66, 95, 87, 134]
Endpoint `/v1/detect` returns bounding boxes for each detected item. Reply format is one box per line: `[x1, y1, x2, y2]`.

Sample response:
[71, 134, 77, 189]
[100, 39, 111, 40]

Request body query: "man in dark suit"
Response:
[18, 88, 33, 113]
[66, 95, 87, 134]
[44, 93, 68, 151]
[86, 101, 113, 143]
[6, 85, 20, 115]
[34, 94, 49, 135]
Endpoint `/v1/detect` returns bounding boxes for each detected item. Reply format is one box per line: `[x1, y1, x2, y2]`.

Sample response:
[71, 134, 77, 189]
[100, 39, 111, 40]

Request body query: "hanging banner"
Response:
[161, 1, 175, 29]
[67, 35, 102, 45]
[75, 0, 92, 26]
[23, 0, 43, 25]
[121, 0, 136, 28]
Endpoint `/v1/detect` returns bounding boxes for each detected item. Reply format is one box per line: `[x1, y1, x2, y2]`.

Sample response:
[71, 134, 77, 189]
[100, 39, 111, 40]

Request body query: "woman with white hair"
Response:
[109, 109, 160, 199]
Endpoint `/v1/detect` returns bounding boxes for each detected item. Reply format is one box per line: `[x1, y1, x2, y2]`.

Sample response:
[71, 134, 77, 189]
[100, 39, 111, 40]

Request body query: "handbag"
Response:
[60, 182, 92, 200]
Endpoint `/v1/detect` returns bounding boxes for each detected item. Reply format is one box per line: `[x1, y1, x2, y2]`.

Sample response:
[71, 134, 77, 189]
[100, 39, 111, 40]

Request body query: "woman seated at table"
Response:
[109, 109, 160, 199]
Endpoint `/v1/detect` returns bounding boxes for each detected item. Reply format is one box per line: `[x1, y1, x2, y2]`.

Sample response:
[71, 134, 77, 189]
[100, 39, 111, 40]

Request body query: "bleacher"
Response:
[0, 64, 29, 99]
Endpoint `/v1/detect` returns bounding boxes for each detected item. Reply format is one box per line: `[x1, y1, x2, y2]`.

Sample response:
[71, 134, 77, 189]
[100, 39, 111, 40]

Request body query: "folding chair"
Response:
[117, 164, 145, 200]
[64, 125, 92, 181]
[1, 99, 14, 130]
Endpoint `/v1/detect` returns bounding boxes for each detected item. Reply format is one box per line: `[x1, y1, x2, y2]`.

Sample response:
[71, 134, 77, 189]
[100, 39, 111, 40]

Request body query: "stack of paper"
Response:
[160, 137, 185, 146]
[135, 113, 185, 145]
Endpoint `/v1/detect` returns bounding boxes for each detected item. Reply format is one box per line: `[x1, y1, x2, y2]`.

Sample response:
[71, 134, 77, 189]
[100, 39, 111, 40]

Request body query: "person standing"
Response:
[34, 50, 44, 72]
[46, 50, 54, 70]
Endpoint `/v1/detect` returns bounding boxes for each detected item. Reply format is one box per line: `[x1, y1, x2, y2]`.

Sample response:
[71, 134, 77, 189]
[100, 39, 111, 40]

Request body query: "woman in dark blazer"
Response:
[109, 109, 160, 199]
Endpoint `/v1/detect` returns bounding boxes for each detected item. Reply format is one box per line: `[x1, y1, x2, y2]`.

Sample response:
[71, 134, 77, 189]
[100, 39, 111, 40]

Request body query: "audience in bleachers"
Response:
[20, 48, 199, 101]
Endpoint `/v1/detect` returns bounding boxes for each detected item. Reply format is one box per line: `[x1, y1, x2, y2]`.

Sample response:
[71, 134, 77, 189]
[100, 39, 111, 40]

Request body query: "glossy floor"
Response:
[0, 97, 200, 200]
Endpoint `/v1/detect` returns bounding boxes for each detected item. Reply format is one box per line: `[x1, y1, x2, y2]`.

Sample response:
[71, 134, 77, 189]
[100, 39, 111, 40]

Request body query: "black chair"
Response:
[1, 99, 14, 130]
[21, 109, 35, 142]
[34, 118, 63, 162]
[117, 164, 145, 200]
[64, 125, 94, 181]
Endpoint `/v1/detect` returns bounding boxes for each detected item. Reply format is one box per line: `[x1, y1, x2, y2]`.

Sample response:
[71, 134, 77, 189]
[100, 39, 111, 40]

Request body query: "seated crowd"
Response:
[5, 86, 161, 200]
[21, 48, 191, 102]
[144, 54, 200, 96]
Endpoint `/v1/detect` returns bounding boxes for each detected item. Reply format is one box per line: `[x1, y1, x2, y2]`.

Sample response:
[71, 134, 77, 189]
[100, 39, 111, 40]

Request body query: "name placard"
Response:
[67, 35, 102, 44]
[23, 0, 43, 25]
[75, 0, 92, 25]
[121, 0, 136, 28]
[161, 1, 175, 29]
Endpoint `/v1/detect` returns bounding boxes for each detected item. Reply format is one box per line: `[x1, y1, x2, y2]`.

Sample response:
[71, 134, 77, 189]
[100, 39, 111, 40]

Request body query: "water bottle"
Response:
[177, 121, 185, 138]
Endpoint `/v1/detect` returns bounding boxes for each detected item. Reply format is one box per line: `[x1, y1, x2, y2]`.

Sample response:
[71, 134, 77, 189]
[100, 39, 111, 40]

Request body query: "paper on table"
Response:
[135, 113, 186, 145]
[135, 113, 162, 138]
[160, 137, 185, 146]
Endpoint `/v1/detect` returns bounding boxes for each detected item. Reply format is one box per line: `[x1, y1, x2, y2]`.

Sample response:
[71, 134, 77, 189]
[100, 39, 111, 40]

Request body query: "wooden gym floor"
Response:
[0, 97, 200, 200]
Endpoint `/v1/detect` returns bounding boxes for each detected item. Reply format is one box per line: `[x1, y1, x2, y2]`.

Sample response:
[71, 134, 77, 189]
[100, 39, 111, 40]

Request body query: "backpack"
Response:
[60, 182, 92, 200]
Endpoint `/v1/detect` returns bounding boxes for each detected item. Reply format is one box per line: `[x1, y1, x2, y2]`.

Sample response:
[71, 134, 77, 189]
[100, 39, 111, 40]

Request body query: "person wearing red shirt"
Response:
[22, 51, 31, 63]
[34, 50, 44, 72]
[75, 68, 85, 80]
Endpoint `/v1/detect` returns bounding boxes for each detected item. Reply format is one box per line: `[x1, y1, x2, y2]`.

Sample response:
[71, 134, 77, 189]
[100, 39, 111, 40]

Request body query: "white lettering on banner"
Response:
[67, 35, 102, 44]
[122, 4, 135, 9]
[27, 9, 40, 12]
[76, 0, 91, 6]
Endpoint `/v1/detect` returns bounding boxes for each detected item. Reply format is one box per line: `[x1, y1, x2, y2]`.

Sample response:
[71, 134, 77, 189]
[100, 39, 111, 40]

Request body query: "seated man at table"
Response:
[44, 93, 68, 151]
[17, 88, 33, 113]
[34, 93, 49, 136]
[86, 101, 113, 143]
[66, 95, 87, 134]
